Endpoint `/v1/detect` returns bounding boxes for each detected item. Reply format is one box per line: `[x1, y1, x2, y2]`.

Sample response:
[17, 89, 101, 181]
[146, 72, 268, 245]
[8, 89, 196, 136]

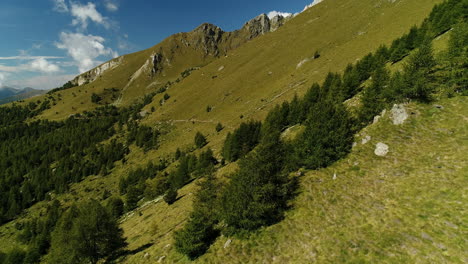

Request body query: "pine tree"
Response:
[342, 64, 361, 99]
[220, 132, 294, 233]
[194, 132, 207, 149]
[48, 200, 127, 264]
[106, 196, 124, 219]
[164, 188, 178, 205]
[402, 37, 436, 102]
[174, 172, 219, 259]
[359, 64, 390, 123]
[125, 186, 140, 212]
[295, 99, 354, 169]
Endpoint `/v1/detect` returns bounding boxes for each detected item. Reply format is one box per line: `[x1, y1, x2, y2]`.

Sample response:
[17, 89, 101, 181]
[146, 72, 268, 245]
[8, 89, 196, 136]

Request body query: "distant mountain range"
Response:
[0, 86, 47, 105]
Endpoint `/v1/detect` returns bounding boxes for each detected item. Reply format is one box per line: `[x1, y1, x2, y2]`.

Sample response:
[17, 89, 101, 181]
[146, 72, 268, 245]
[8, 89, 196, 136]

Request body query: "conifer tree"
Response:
[48, 200, 127, 264]
[359, 64, 390, 123]
[220, 132, 294, 233]
[194, 132, 207, 149]
[174, 172, 219, 259]
[295, 99, 354, 169]
[402, 38, 436, 102]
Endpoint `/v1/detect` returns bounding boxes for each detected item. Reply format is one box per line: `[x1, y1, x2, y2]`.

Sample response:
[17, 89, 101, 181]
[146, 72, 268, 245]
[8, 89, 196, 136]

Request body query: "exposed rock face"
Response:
[243, 14, 271, 39]
[71, 57, 123, 86]
[152, 53, 164, 75]
[191, 23, 224, 56]
[391, 104, 408, 125]
[375, 142, 389, 156]
[270, 15, 287, 32]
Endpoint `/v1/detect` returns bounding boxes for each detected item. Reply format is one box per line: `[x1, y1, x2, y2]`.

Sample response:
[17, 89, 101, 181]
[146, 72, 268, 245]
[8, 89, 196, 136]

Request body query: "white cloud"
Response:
[71, 2, 109, 30]
[56, 32, 118, 73]
[0, 59, 61, 73]
[53, 0, 69, 13]
[303, 0, 324, 12]
[105, 0, 119, 12]
[29, 58, 60, 73]
[267, 11, 293, 19]
[0, 56, 64, 60]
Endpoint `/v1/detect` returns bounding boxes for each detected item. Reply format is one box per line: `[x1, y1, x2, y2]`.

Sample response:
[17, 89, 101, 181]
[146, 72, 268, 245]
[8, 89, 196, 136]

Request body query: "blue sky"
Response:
[0, 0, 316, 89]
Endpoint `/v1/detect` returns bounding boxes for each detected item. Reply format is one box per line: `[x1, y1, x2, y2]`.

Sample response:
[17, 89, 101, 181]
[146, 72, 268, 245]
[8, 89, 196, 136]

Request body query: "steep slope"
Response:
[0, 0, 457, 262]
[118, 96, 467, 263]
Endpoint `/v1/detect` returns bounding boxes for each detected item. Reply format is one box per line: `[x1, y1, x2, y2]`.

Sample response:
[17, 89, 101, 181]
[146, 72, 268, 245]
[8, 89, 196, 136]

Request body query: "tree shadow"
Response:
[105, 242, 154, 263]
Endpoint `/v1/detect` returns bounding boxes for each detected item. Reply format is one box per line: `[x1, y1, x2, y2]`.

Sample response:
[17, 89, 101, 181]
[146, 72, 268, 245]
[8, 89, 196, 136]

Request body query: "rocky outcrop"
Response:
[191, 23, 224, 56]
[390, 104, 408, 125]
[270, 15, 288, 32]
[375, 142, 389, 156]
[71, 57, 123, 86]
[152, 53, 164, 75]
[243, 14, 271, 39]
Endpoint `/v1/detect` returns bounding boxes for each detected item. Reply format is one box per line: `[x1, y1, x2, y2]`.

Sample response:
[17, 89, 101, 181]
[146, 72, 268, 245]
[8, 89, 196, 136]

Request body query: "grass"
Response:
[116, 96, 468, 263]
[1, 0, 459, 262]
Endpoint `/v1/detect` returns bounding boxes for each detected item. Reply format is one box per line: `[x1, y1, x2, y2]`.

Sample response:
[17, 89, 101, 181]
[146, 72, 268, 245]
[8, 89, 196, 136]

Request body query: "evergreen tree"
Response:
[342, 64, 361, 99]
[295, 99, 354, 169]
[164, 188, 178, 205]
[359, 64, 390, 123]
[220, 133, 294, 233]
[194, 132, 207, 149]
[215, 123, 223, 132]
[174, 172, 219, 259]
[125, 186, 140, 212]
[402, 38, 436, 101]
[48, 200, 127, 264]
[106, 196, 124, 219]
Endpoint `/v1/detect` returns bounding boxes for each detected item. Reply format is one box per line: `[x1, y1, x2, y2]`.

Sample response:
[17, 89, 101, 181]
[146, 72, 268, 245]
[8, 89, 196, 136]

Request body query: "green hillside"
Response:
[0, 0, 466, 263]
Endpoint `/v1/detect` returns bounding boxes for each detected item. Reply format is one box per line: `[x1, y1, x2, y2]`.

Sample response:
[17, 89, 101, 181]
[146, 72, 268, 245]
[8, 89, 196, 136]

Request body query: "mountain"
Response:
[0, 0, 466, 263]
[0, 86, 46, 104]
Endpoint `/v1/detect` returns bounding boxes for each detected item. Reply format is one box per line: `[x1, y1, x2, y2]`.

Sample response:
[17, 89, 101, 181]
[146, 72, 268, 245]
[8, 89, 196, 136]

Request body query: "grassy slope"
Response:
[1, 0, 459, 262]
[119, 97, 468, 264]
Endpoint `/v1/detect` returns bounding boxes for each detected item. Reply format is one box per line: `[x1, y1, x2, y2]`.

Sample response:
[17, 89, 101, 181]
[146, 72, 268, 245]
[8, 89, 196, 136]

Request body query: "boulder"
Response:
[224, 239, 232, 249]
[391, 104, 408, 125]
[375, 143, 389, 156]
[362, 135, 371, 145]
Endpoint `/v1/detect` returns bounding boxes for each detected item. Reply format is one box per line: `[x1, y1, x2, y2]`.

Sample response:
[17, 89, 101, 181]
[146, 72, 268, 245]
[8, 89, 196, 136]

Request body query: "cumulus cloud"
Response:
[29, 58, 60, 73]
[267, 11, 293, 19]
[105, 0, 119, 12]
[53, 0, 69, 13]
[56, 32, 118, 73]
[71, 2, 109, 30]
[0, 59, 60, 73]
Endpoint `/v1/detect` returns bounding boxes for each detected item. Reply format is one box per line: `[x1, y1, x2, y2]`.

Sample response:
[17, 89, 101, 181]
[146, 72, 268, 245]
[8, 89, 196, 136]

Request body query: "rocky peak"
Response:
[191, 23, 225, 56]
[243, 13, 271, 39]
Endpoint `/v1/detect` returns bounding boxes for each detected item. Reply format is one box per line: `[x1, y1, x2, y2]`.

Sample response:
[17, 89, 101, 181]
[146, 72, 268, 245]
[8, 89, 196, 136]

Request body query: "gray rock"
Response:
[375, 143, 389, 156]
[362, 135, 371, 145]
[373, 115, 381, 124]
[434, 104, 444, 109]
[391, 104, 408, 125]
[243, 14, 271, 39]
[224, 239, 232, 249]
[139, 110, 148, 117]
[158, 256, 166, 263]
